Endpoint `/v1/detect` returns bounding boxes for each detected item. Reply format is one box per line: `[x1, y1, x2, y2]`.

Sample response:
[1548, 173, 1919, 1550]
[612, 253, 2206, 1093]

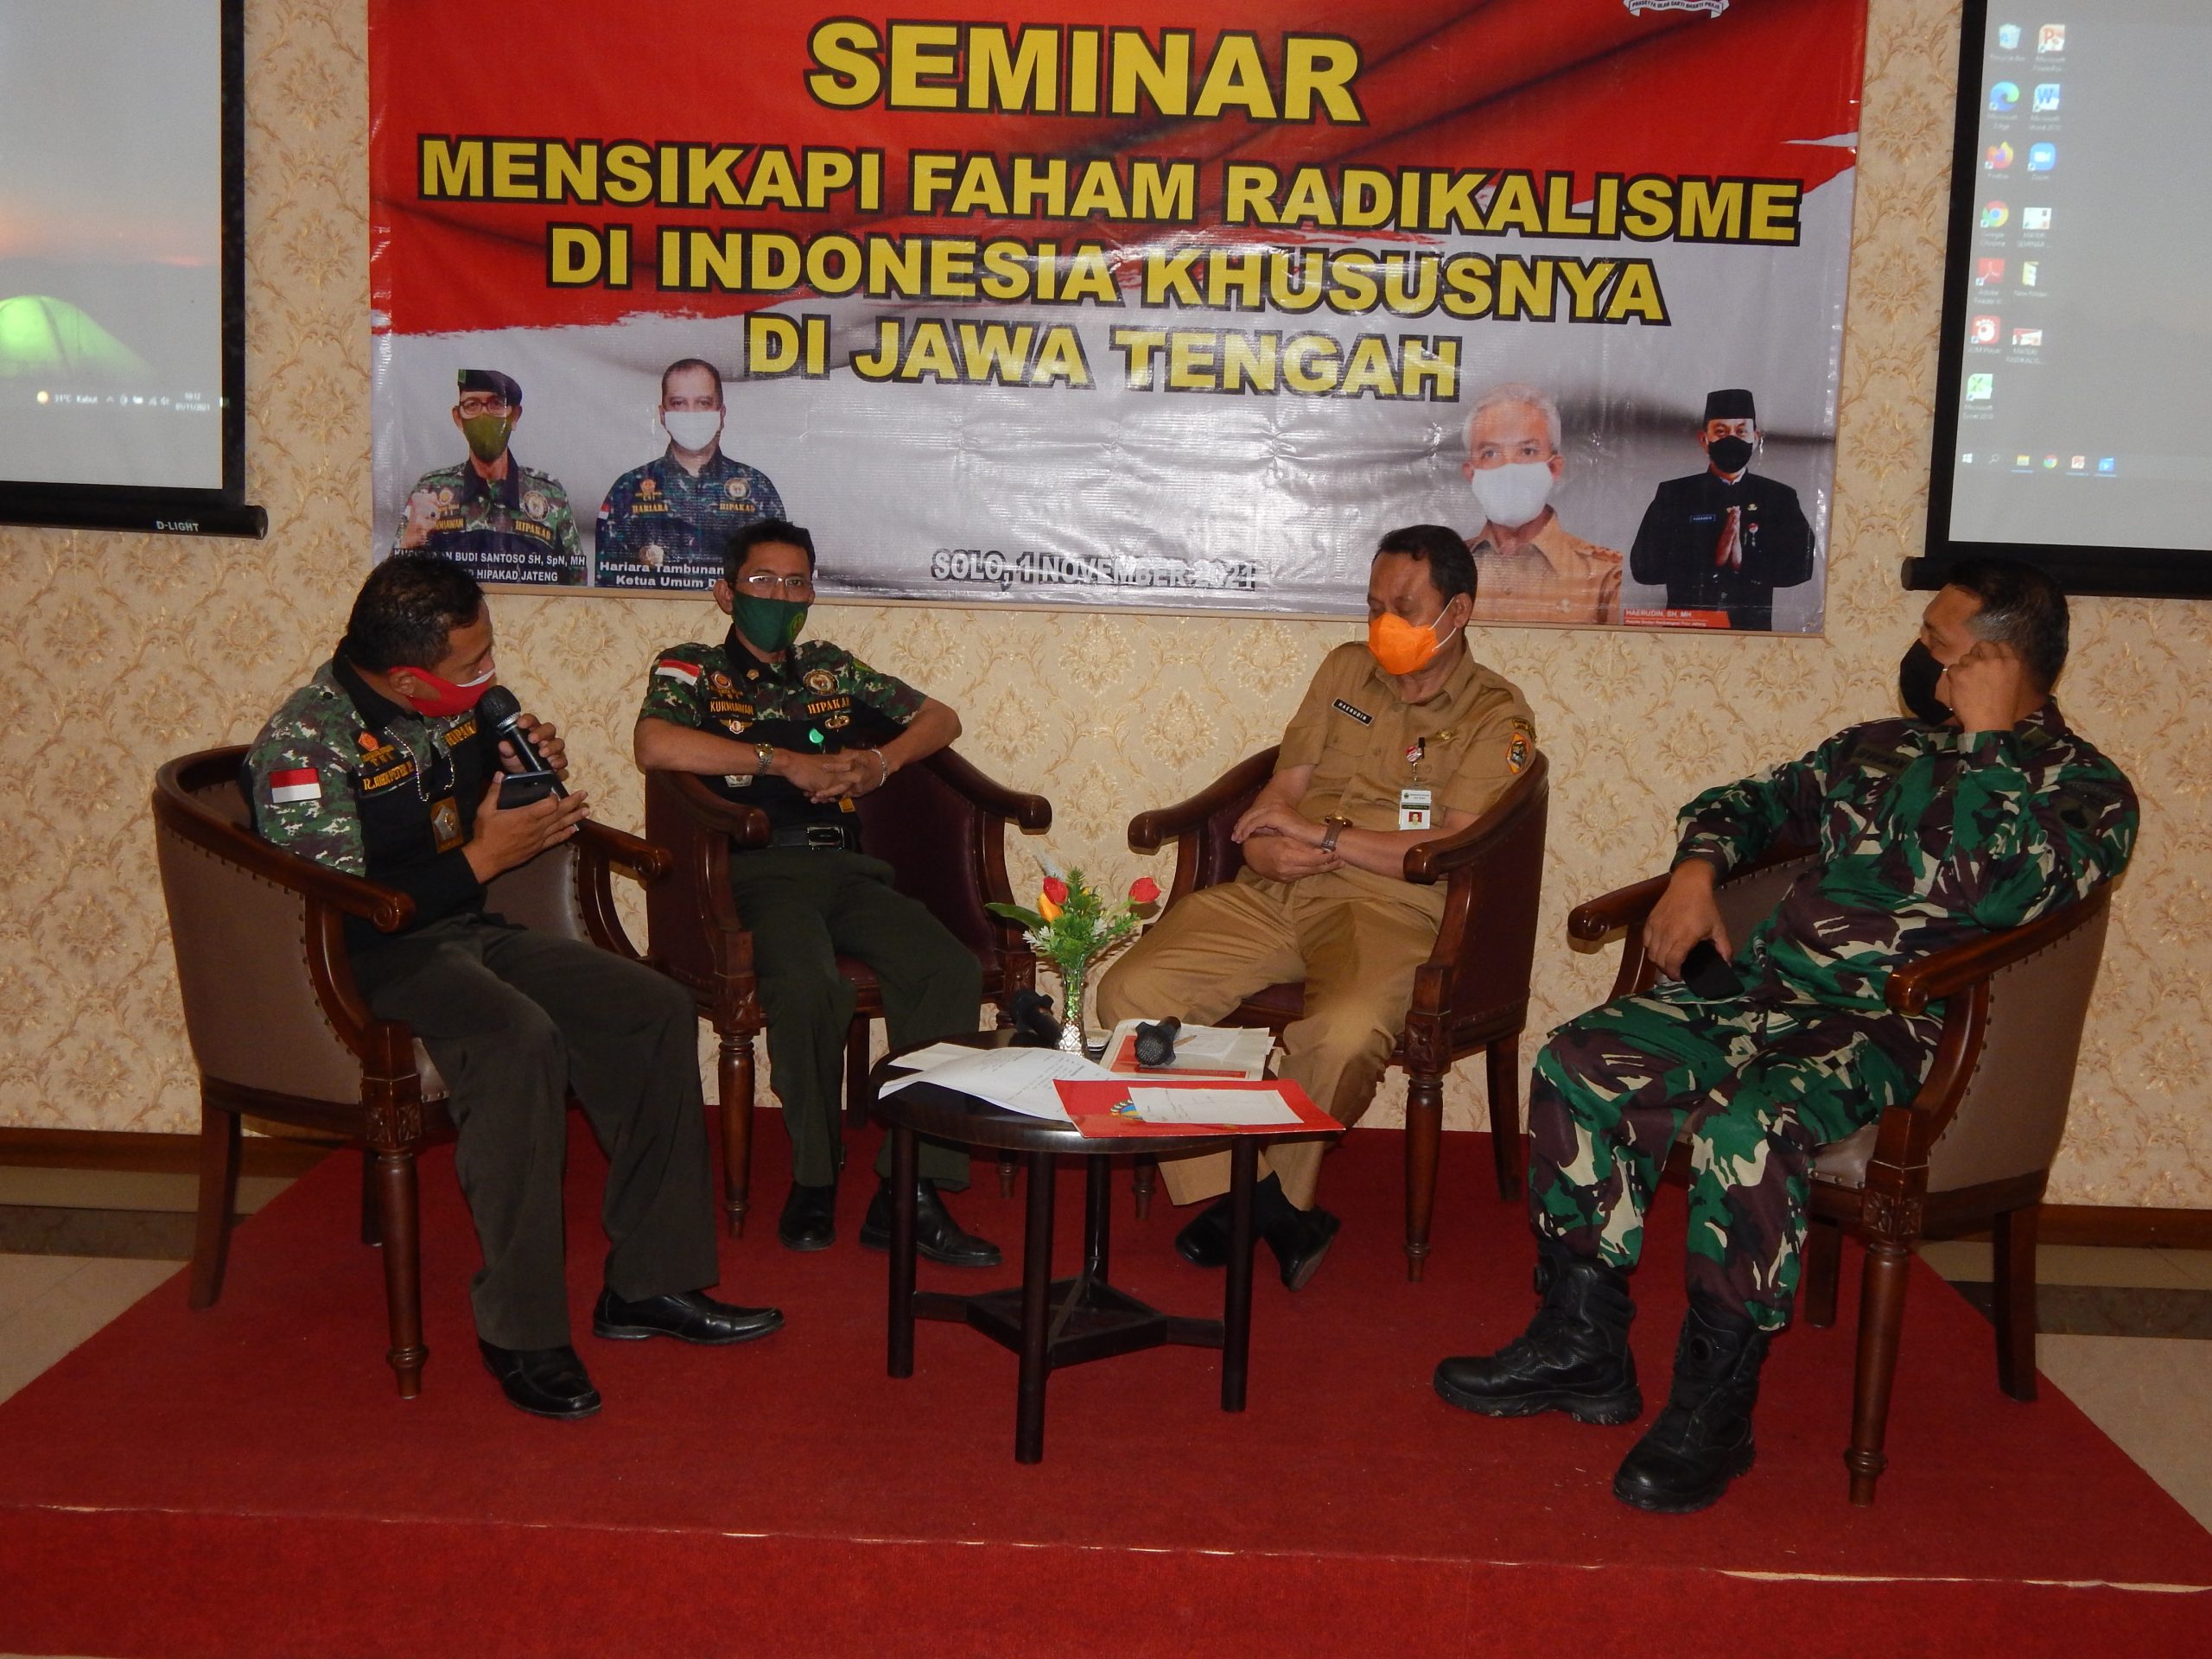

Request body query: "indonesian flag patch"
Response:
[653, 658, 702, 686]
[268, 767, 321, 804]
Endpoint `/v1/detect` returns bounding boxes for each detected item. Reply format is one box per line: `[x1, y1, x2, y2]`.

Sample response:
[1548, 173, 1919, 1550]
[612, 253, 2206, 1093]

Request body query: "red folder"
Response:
[1054, 1077, 1338, 1139]
[1102, 1031, 1255, 1078]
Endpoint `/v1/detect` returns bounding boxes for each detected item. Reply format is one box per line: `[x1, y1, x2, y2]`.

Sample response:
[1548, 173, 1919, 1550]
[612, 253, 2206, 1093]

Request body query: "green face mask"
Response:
[460, 413, 513, 464]
[731, 591, 809, 653]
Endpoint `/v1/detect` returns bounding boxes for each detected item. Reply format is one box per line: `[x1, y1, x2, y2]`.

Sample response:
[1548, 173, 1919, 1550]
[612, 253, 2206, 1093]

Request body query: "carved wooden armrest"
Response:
[1884, 888, 2108, 1016]
[925, 748, 1052, 830]
[645, 769, 772, 849]
[1127, 748, 1280, 851]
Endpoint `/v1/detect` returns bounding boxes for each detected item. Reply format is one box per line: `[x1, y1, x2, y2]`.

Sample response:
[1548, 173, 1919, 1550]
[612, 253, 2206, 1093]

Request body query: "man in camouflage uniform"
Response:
[1436, 558, 2136, 1512]
[397, 369, 584, 586]
[593, 357, 784, 592]
[633, 518, 1001, 1268]
[245, 555, 780, 1421]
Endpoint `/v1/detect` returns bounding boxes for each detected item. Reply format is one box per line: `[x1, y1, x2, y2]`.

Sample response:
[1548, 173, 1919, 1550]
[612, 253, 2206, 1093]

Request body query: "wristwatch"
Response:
[1319, 815, 1352, 853]
[753, 741, 775, 775]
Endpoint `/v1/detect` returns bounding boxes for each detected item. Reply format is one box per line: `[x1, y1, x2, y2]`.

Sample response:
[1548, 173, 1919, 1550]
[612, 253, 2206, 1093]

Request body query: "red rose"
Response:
[1128, 876, 1161, 905]
[1042, 876, 1071, 905]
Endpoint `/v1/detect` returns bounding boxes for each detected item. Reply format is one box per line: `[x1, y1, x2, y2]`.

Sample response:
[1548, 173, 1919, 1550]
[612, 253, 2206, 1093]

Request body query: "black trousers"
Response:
[353, 913, 719, 1350]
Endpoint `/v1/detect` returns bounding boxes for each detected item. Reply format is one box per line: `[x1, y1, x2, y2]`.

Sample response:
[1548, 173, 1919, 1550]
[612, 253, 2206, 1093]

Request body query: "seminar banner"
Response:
[369, 0, 1867, 632]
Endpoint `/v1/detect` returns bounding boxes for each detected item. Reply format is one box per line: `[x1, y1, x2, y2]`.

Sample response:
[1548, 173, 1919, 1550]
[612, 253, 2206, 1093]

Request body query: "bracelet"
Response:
[868, 747, 890, 787]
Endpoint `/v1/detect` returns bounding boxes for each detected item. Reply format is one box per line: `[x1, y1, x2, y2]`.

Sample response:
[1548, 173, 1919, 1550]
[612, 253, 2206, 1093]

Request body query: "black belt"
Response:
[760, 822, 859, 852]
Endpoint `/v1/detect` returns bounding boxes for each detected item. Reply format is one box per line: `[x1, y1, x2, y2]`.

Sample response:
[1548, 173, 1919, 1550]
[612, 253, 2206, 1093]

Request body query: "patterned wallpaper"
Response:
[4, 0, 2205, 1207]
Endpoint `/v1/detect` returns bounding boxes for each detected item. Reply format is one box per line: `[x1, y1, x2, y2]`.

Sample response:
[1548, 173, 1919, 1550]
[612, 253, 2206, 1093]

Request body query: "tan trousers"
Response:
[1092, 873, 1437, 1210]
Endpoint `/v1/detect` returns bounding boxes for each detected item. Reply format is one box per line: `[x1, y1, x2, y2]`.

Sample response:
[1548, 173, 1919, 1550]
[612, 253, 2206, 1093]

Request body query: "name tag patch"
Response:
[1332, 698, 1372, 725]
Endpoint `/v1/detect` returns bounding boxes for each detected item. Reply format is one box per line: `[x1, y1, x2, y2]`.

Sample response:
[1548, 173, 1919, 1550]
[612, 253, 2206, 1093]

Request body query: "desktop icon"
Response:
[2037, 24, 2064, 53]
[2033, 83, 2061, 112]
[1971, 315, 2002, 345]
[2014, 454, 2033, 469]
[2021, 260, 2040, 286]
[2069, 455, 2087, 471]
[1990, 81, 2021, 112]
[2042, 454, 2059, 469]
[1986, 143, 2015, 170]
[2023, 206, 2052, 230]
[1966, 373, 1995, 402]
[1976, 257, 2008, 285]
[2012, 327, 2044, 347]
[1997, 23, 2022, 49]
[1981, 200, 2010, 228]
[2096, 457, 2115, 474]
[2028, 143, 2056, 172]
[1961, 451, 1976, 465]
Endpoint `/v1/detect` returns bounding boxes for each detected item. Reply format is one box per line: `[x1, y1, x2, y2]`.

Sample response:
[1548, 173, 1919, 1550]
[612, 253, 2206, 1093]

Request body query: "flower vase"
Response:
[1057, 959, 1089, 1054]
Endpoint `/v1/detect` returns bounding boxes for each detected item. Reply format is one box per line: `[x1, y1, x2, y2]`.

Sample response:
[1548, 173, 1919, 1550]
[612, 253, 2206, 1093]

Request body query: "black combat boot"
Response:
[1611, 1302, 1772, 1514]
[1433, 1237, 1640, 1424]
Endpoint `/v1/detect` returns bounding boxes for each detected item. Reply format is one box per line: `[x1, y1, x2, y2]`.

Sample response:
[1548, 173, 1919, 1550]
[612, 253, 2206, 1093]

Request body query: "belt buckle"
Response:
[804, 824, 845, 850]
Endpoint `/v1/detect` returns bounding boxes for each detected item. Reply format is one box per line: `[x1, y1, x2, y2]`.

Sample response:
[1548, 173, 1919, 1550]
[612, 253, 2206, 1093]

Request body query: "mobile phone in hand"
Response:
[498, 771, 559, 810]
[1681, 940, 1744, 1000]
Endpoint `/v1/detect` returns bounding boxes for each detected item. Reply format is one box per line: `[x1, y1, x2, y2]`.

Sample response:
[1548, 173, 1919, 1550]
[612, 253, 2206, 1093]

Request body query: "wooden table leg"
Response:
[887, 1125, 918, 1379]
[1084, 1155, 1111, 1282]
[1015, 1147, 1058, 1464]
[1221, 1140, 1258, 1413]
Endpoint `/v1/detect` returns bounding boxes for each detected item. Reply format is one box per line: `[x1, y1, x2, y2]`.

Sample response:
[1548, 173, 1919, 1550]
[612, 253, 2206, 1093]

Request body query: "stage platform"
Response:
[2, 1120, 2207, 1656]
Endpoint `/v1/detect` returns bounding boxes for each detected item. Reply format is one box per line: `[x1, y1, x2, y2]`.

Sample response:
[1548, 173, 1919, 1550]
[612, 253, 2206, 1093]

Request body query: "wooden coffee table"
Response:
[868, 1030, 1335, 1463]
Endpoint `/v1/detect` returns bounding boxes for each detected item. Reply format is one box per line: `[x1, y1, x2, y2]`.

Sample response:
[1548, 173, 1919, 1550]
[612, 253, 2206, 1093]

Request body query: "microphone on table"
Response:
[1134, 1017, 1182, 1068]
[476, 685, 568, 798]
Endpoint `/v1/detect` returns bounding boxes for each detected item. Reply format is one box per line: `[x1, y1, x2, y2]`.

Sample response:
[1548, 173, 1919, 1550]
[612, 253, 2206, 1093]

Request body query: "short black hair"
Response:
[1945, 557, 2069, 690]
[340, 555, 485, 672]
[659, 357, 723, 404]
[1375, 524, 1477, 604]
[723, 518, 817, 583]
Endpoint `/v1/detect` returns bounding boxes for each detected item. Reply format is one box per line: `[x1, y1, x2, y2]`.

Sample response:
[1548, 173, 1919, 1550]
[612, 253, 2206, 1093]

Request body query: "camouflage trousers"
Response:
[1528, 982, 1938, 1331]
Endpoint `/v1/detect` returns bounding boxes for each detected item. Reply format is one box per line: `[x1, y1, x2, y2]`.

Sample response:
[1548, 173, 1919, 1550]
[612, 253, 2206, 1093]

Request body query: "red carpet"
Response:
[2, 1120, 2207, 1656]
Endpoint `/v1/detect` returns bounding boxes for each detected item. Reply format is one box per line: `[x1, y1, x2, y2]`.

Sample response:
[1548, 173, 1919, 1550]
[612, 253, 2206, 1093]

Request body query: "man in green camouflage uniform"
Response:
[396, 369, 584, 586]
[245, 554, 780, 1421]
[634, 518, 1002, 1268]
[1436, 558, 2137, 1512]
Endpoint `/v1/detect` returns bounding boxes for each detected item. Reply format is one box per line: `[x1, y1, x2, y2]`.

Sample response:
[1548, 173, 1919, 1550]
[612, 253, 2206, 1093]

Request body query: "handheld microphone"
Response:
[475, 685, 567, 798]
[1134, 1017, 1182, 1068]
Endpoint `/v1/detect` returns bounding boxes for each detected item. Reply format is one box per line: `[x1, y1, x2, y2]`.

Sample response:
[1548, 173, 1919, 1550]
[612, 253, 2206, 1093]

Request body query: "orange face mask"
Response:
[1368, 607, 1459, 676]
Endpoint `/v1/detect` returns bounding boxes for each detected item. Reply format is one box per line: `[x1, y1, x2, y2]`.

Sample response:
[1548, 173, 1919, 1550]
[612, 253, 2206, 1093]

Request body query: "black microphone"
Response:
[476, 685, 567, 797]
[1134, 1017, 1182, 1068]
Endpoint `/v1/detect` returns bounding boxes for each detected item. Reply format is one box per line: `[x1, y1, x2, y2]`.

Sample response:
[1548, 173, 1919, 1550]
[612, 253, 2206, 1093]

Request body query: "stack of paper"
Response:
[1102, 1020, 1274, 1080]
[878, 1046, 1115, 1122]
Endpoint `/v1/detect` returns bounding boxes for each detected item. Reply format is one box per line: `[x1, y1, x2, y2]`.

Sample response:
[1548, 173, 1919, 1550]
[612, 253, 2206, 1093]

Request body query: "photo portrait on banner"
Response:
[368, 0, 1868, 633]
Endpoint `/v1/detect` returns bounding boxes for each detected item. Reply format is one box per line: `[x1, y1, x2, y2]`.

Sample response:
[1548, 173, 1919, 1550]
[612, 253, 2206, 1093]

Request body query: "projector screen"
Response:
[1915, 0, 2212, 597]
[0, 0, 258, 536]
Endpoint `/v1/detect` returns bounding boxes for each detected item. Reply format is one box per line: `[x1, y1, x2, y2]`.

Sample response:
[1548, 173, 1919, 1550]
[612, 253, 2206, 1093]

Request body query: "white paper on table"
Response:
[1104, 1019, 1274, 1079]
[879, 1046, 1114, 1122]
[888, 1041, 994, 1072]
[1119, 1084, 1304, 1127]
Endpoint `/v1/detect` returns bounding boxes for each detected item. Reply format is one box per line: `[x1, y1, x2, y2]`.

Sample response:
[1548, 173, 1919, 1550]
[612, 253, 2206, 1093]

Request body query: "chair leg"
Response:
[359, 1150, 381, 1246]
[719, 1027, 755, 1237]
[1992, 1204, 2040, 1402]
[372, 1147, 427, 1399]
[1483, 1039, 1522, 1201]
[1802, 1215, 1841, 1329]
[1846, 1240, 1912, 1505]
[1404, 1068, 1444, 1282]
[187, 1097, 241, 1311]
[845, 1016, 872, 1127]
[998, 1154, 1017, 1198]
[1132, 1155, 1156, 1219]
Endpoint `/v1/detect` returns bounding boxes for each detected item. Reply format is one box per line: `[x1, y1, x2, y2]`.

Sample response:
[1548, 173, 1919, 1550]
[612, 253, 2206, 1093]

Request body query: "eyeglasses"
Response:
[456, 397, 512, 417]
[735, 572, 815, 597]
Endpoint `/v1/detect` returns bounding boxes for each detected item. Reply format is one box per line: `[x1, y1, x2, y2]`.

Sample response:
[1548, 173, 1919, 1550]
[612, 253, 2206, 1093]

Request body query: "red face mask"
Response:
[393, 664, 494, 717]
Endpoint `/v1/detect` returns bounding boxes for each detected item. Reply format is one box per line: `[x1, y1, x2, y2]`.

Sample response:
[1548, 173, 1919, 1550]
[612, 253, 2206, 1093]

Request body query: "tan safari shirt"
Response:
[1465, 515, 1624, 626]
[1269, 641, 1538, 918]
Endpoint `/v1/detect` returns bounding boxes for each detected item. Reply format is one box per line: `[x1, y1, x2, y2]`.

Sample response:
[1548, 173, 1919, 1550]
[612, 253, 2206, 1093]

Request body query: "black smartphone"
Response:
[1681, 940, 1745, 1000]
[498, 771, 558, 810]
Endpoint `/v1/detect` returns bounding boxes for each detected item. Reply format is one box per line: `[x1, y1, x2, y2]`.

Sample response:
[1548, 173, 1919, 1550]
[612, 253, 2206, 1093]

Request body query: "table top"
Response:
[868, 1028, 1337, 1158]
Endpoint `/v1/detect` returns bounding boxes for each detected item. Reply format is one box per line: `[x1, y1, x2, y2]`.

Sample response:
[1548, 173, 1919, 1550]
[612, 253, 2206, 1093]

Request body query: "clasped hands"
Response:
[779, 746, 890, 804]
[1230, 797, 1344, 881]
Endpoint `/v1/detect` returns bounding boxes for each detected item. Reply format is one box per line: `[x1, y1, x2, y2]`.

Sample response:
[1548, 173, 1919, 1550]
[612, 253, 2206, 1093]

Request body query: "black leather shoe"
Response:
[1263, 1205, 1339, 1291]
[478, 1339, 601, 1421]
[591, 1288, 784, 1346]
[1434, 1243, 1642, 1426]
[778, 1181, 837, 1252]
[1174, 1197, 1231, 1269]
[858, 1177, 1003, 1268]
[1612, 1305, 1771, 1515]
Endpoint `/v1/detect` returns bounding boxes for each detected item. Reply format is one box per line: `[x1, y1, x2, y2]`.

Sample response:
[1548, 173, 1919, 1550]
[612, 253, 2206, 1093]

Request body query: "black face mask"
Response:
[1707, 435, 1755, 474]
[1898, 640, 1952, 724]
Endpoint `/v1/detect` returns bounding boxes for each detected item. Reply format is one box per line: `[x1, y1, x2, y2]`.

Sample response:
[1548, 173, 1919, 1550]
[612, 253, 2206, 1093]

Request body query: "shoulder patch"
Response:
[1332, 698, 1373, 725]
[1506, 728, 1532, 774]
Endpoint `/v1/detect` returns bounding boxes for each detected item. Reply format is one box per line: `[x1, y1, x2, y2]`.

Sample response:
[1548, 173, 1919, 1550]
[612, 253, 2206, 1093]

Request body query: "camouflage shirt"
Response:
[243, 658, 496, 951]
[593, 449, 784, 592]
[638, 628, 925, 832]
[397, 454, 583, 586]
[1674, 701, 2137, 1014]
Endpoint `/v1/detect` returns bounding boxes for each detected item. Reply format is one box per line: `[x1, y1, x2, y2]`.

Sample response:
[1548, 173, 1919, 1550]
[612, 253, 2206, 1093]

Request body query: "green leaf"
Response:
[986, 901, 1046, 931]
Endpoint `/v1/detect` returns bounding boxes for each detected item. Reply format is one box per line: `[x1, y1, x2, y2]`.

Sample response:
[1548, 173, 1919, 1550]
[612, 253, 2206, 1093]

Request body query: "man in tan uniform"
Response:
[1096, 524, 1538, 1290]
[1462, 382, 1623, 626]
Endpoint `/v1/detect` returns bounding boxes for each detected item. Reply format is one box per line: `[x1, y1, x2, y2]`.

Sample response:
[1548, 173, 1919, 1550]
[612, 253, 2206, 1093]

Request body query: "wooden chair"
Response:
[1124, 746, 1549, 1280]
[152, 746, 670, 1397]
[644, 749, 1052, 1235]
[1567, 843, 2117, 1504]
